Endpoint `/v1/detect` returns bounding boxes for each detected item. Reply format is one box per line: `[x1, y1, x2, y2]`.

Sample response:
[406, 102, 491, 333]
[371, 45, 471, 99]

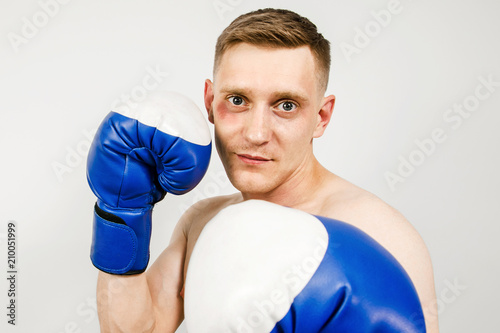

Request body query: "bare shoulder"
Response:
[321, 177, 428, 266]
[325, 183, 425, 254]
[327, 186, 433, 284]
[321, 177, 439, 332]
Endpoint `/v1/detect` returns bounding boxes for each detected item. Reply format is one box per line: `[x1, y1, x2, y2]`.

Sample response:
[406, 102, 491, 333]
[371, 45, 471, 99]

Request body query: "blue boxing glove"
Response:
[87, 91, 211, 275]
[184, 200, 426, 332]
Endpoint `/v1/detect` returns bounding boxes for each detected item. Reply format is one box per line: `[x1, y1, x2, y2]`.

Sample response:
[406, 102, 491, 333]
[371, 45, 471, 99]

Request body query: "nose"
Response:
[244, 103, 272, 146]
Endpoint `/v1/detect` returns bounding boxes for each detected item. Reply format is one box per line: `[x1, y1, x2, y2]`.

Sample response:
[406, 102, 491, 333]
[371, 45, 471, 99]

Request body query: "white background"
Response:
[1, 0, 499, 332]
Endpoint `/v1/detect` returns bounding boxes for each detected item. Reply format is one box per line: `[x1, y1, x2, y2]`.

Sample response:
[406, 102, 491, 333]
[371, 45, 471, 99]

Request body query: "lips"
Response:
[236, 153, 271, 165]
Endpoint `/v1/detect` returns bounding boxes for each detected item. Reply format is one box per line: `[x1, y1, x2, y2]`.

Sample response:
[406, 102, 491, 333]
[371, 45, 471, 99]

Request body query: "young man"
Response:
[91, 8, 439, 332]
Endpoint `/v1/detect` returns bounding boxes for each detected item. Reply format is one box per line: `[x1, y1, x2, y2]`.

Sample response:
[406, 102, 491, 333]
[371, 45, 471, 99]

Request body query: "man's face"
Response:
[204, 43, 334, 196]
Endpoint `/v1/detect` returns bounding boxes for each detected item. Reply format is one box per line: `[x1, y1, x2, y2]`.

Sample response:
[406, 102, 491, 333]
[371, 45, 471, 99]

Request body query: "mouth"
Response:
[236, 154, 272, 165]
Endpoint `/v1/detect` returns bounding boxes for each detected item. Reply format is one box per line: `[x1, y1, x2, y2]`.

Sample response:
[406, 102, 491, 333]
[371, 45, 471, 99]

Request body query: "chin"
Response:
[229, 171, 277, 195]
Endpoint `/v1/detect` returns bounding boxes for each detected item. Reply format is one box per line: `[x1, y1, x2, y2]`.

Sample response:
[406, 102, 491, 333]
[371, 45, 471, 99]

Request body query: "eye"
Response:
[228, 96, 246, 106]
[277, 101, 297, 112]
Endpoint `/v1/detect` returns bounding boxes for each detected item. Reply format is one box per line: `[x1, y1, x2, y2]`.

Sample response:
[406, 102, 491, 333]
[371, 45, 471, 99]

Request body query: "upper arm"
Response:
[392, 222, 440, 333]
[360, 199, 440, 333]
[332, 193, 440, 332]
[145, 216, 188, 332]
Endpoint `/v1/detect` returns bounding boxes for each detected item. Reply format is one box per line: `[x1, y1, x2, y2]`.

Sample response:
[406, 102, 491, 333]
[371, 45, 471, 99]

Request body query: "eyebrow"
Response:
[219, 86, 248, 97]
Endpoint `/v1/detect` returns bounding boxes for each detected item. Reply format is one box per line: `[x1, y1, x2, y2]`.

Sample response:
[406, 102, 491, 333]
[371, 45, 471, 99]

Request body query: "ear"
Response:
[313, 94, 335, 138]
[204, 79, 215, 124]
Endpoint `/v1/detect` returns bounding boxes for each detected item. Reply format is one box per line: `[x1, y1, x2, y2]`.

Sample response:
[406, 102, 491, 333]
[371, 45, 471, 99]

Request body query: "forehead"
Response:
[214, 43, 319, 98]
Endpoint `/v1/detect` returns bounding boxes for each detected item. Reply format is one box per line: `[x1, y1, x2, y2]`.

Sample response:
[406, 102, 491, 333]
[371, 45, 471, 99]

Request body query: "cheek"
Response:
[276, 117, 315, 148]
[213, 128, 226, 158]
[213, 100, 233, 123]
[213, 101, 243, 140]
[213, 101, 239, 150]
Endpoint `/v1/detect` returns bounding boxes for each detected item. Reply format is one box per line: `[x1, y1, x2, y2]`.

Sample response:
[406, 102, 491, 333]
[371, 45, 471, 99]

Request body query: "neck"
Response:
[241, 156, 331, 211]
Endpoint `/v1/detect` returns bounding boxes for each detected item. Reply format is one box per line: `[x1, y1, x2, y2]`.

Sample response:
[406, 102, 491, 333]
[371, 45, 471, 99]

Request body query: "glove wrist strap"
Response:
[90, 202, 152, 275]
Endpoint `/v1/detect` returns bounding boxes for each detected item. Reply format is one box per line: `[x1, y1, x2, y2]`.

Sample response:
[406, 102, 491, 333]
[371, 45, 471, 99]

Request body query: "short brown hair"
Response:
[214, 8, 331, 91]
